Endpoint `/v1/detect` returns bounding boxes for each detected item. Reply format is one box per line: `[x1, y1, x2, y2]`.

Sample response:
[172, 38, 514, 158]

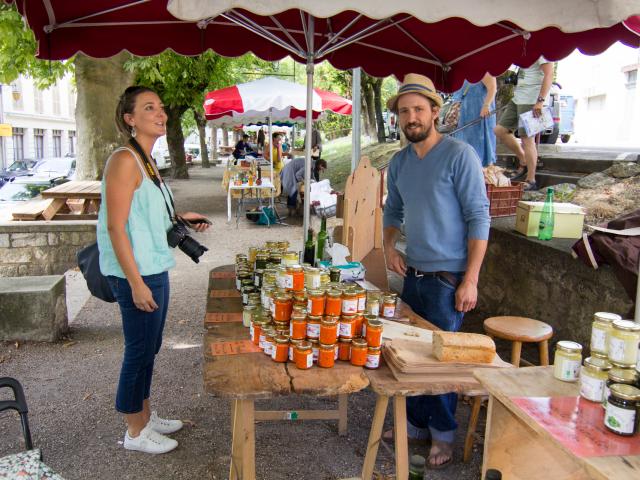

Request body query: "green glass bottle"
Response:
[537, 187, 555, 241]
[303, 228, 316, 265]
[316, 216, 328, 264]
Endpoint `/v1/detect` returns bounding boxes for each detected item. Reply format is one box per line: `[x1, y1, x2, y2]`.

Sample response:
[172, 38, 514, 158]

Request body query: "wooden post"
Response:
[361, 394, 389, 480]
[229, 399, 242, 480]
[511, 341, 522, 367]
[463, 396, 484, 462]
[240, 399, 256, 480]
[338, 394, 348, 436]
[393, 395, 409, 480]
[539, 339, 549, 366]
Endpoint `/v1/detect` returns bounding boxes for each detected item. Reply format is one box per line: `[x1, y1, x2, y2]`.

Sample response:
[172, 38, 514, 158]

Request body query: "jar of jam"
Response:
[590, 312, 620, 356]
[342, 289, 358, 315]
[362, 314, 377, 338]
[305, 267, 322, 289]
[292, 305, 307, 316]
[325, 289, 342, 317]
[355, 286, 367, 313]
[309, 339, 320, 363]
[236, 253, 248, 265]
[255, 253, 269, 270]
[241, 285, 256, 305]
[365, 319, 383, 348]
[263, 330, 276, 356]
[382, 294, 397, 319]
[350, 338, 368, 366]
[289, 338, 302, 361]
[338, 338, 352, 361]
[247, 293, 261, 307]
[236, 270, 252, 290]
[253, 269, 264, 288]
[290, 313, 307, 340]
[604, 384, 640, 436]
[250, 318, 267, 345]
[288, 265, 305, 291]
[580, 356, 612, 403]
[273, 293, 293, 322]
[320, 317, 338, 344]
[604, 368, 639, 409]
[329, 267, 341, 283]
[294, 341, 313, 369]
[268, 252, 283, 265]
[608, 319, 640, 367]
[277, 241, 290, 251]
[306, 315, 322, 340]
[339, 315, 356, 339]
[293, 291, 307, 308]
[365, 346, 382, 369]
[353, 314, 364, 337]
[318, 343, 336, 368]
[242, 305, 256, 328]
[307, 289, 326, 316]
[283, 251, 299, 266]
[553, 341, 582, 382]
[271, 335, 290, 363]
[320, 271, 330, 286]
[261, 285, 274, 310]
[262, 269, 276, 287]
[366, 290, 381, 316]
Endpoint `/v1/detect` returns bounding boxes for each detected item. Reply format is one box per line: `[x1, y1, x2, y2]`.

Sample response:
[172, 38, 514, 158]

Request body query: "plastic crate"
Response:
[486, 182, 524, 217]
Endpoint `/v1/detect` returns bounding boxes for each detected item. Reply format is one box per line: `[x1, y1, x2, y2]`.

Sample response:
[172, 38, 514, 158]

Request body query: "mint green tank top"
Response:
[97, 147, 176, 278]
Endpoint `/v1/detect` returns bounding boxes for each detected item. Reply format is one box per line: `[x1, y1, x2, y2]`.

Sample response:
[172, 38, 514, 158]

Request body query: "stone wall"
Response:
[0, 221, 96, 277]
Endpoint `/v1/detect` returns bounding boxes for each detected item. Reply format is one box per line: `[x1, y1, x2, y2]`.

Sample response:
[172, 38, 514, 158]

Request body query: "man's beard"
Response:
[402, 122, 432, 143]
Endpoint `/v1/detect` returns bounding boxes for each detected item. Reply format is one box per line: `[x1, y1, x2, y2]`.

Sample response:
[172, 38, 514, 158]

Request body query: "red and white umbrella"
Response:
[203, 77, 352, 125]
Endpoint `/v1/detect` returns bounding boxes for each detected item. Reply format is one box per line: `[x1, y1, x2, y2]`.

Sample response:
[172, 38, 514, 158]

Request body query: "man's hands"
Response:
[532, 101, 544, 118]
[384, 247, 407, 277]
[455, 279, 478, 312]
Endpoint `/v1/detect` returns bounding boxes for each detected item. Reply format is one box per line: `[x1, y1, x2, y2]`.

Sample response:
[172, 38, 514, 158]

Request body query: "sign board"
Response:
[0, 124, 12, 137]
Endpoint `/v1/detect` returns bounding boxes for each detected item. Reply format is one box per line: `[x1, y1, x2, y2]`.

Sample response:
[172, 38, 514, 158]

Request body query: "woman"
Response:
[452, 73, 497, 167]
[97, 86, 210, 454]
[280, 156, 327, 216]
[265, 132, 290, 173]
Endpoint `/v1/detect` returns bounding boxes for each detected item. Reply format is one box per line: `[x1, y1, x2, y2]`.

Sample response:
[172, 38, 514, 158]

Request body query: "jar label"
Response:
[254, 275, 261, 287]
[264, 343, 273, 356]
[276, 274, 287, 289]
[556, 359, 580, 381]
[362, 324, 367, 337]
[609, 337, 629, 363]
[603, 385, 610, 409]
[366, 354, 380, 368]
[307, 299, 313, 312]
[289, 347, 295, 362]
[580, 372, 605, 402]
[270, 302, 275, 316]
[307, 323, 320, 338]
[312, 347, 319, 362]
[242, 293, 248, 304]
[370, 305, 380, 316]
[249, 324, 254, 340]
[334, 347, 339, 360]
[235, 278, 242, 290]
[309, 276, 321, 289]
[339, 322, 353, 337]
[306, 353, 313, 368]
[383, 305, 396, 318]
[357, 297, 366, 312]
[259, 334, 266, 350]
[605, 403, 636, 434]
[284, 274, 294, 289]
[342, 298, 358, 314]
[271, 346, 277, 360]
[591, 328, 607, 352]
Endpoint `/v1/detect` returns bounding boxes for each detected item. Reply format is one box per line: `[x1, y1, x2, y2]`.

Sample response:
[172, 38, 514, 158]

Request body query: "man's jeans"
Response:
[401, 270, 464, 443]
[108, 272, 170, 414]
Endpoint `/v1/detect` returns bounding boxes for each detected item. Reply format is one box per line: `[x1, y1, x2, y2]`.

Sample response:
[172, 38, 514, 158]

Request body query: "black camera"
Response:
[503, 70, 519, 86]
[166, 219, 208, 263]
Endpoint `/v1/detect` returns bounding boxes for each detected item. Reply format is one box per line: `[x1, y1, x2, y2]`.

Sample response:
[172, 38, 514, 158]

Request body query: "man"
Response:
[257, 127, 266, 152]
[232, 134, 253, 163]
[494, 57, 553, 191]
[383, 73, 490, 468]
[280, 156, 327, 217]
[304, 126, 322, 159]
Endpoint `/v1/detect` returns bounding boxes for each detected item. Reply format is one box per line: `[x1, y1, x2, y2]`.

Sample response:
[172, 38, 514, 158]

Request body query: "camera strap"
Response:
[129, 138, 177, 224]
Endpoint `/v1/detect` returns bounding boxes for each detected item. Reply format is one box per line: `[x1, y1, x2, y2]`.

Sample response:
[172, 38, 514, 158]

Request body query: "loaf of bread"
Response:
[432, 331, 496, 363]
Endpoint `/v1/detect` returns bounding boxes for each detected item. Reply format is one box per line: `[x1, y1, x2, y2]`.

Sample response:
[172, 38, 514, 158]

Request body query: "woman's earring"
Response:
[131, 126, 137, 138]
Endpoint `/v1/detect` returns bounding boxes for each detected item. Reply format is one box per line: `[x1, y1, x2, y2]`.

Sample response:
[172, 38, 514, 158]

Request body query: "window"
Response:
[12, 127, 24, 161]
[68, 131, 76, 154]
[587, 94, 606, 112]
[52, 85, 61, 115]
[34, 87, 44, 113]
[34, 128, 45, 158]
[52, 130, 62, 156]
[625, 69, 637, 90]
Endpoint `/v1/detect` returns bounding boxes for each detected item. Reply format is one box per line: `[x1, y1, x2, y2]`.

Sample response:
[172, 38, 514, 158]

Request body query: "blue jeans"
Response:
[287, 191, 298, 208]
[108, 272, 170, 414]
[401, 270, 464, 443]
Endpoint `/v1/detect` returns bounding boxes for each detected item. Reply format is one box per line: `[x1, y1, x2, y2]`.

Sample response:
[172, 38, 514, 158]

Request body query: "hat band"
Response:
[398, 83, 435, 94]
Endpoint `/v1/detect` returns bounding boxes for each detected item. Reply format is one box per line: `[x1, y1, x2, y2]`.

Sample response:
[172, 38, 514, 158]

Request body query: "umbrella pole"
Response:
[635, 256, 639, 322]
[302, 19, 315, 248]
[351, 68, 361, 172]
[268, 110, 273, 198]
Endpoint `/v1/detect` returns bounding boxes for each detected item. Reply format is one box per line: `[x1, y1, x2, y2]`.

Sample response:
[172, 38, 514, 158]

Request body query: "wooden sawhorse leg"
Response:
[361, 394, 389, 480]
[229, 399, 256, 480]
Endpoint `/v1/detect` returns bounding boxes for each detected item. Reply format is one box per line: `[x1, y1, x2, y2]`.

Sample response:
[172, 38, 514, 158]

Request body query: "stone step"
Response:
[534, 170, 587, 188]
[496, 153, 618, 174]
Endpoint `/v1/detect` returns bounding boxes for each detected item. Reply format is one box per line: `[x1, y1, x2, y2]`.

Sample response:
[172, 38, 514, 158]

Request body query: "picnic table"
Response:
[12, 181, 101, 221]
[475, 366, 640, 479]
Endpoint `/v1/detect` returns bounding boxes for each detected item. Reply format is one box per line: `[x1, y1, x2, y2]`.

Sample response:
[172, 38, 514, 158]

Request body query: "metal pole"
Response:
[268, 110, 273, 190]
[351, 68, 361, 172]
[635, 256, 640, 322]
[302, 17, 315, 246]
[0, 85, 5, 170]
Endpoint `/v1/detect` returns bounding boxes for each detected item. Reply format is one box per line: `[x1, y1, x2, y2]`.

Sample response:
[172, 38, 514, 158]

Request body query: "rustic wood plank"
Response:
[288, 360, 369, 396]
[42, 198, 68, 220]
[11, 198, 54, 220]
[240, 399, 256, 480]
[51, 213, 98, 221]
[254, 410, 340, 421]
[229, 400, 242, 480]
[361, 394, 389, 480]
[42, 181, 101, 199]
[393, 396, 409, 480]
[207, 296, 243, 314]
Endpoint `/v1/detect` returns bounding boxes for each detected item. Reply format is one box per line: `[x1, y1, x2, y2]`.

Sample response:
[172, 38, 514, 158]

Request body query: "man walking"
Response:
[383, 73, 490, 468]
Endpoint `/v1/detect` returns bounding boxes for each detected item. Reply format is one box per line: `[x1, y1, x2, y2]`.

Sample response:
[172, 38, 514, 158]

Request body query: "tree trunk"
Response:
[361, 78, 377, 138]
[193, 110, 209, 168]
[222, 128, 230, 146]
[210, 125, 219, 165]
[373, 78, 386, 143]
[75, 52, 133, 180]
[165, 105, 188, 179]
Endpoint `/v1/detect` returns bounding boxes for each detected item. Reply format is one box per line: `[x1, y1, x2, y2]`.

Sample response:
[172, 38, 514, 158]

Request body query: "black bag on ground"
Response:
[77, 242, 116, 303]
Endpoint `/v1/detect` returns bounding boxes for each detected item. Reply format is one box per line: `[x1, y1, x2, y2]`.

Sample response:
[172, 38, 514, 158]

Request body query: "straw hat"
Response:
[387, 73, 443, 112]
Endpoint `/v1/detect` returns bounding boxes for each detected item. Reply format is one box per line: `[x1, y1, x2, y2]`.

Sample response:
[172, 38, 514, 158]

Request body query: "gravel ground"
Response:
[1, 165, 485, 479]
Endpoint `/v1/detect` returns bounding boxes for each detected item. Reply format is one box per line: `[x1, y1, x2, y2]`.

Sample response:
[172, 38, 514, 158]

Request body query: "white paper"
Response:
[518, 107, 554, 137]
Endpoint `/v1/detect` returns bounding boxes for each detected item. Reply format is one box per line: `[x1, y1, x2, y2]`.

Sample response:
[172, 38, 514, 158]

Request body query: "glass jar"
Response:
[294, 341, 313, 370]
[320, 317, 338, 344]
[366, 319, 383, 348]
[382, 294, 397, 319]
[339, 315, 356, 339]
[355, 286, 367, 313]
[235, 253, 248, 265]
[247, 246, 259, 265]
[320, 271, 330, 286]
[293, 291, 307, 308]
[365, 346, 382, 369]
[247, 293, 261, 307]
[338, 338, 352, 361]
[306, 315, 322, 340]
[253, 269, 264, 288]
[250, 318, 267, 345]
[273, 320, 289, 334]
[289, 265, 305, 291]
[273, 293, 293, 322]
[275, 266, 288, 289]
[283, 251, 299, 266]
[241, 285, 256, 305]
[307, 289, 326, 316]
[271, 335, 290, 363]
[604, 368, 639, 409]
[262, 269, 276, 287]
[289, 338, 302, 361]
[305, 267, 322, 290]
[261, 285, 274, 311]
[353, 314, 364, 337]
[579, 356, 612, 403]
[325, 289, 342, 317]
[292, 305, 307, 316]
[342, 290, 358, 315]
[590, 312, 621, 356]
[264, 330, 275, 356]
[236, 270, 252, 290]
[268, 252, 282, 265]
[362, 314, 377, 338]
[329, 267, 341, 283]
[608, 319, 640, 367]
[309, 339, 320, 363]
[242, 305, 256, 328]
[604, 384, 640, 436]
[255, 253, 269, 270]
[350, 338, 368, 366]
[277, 241, 290, 251]
[318, 343, 336, 368]
[366, 290, 381, 316]
[290, 313, 307, 340]
[553, 341, 583, 382]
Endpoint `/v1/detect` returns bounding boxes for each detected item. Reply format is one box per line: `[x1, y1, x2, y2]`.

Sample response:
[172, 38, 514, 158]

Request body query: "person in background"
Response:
[452, 73, 497, 167]
[265, 132, 291, 173]
[494, 57, 553, 191]
[280, 156, 327, 217]
[304, 126, 322, 159]
[257, 127, 266, 153]
[98, 86, 210, 454]
[281, 136, 291, 154]
[232, 134, 253, 163]
[383, 74, 490, 469]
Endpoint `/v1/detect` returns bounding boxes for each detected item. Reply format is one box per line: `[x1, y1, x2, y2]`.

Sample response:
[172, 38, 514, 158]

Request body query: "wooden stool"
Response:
[483, 316, 553, 367]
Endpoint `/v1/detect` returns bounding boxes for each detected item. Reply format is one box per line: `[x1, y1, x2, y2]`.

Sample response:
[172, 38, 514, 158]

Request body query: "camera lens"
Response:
[178, 236, 209, 263]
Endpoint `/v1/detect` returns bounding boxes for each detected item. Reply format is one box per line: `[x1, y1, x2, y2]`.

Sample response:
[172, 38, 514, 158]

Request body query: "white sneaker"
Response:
[124, 425, 178, 454]
[148, 410, 184, 435]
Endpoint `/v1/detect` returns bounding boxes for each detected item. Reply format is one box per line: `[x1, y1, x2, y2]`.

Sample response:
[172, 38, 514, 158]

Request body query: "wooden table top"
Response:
[42, 180, 101, 200]
[475, 367, 640, 479]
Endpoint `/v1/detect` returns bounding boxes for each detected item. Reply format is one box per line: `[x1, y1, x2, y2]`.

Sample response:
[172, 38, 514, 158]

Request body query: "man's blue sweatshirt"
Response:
[383, 136, 490, 273]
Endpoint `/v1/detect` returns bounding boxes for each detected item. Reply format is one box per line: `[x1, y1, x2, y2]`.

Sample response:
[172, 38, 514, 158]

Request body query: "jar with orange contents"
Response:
[289, 338, 302, 361]
[271, 335, 290, 363]
[341, 289, 358, 315]
[350, 338, 368, 366]
[355, 286, 367, 313]
[306, 315, 322, 340]
[353, 314, 364, 337]
[318, 343, 336, 368]
[365, 346, 382, 369]
[264, 330, 275, 356]
[382, 294, 397, 319]
[362, 314, 377, 338]
[273, 321, 289, 336]
[366, 318, 383, 347]
[293, 291, 307, 308]
[250, 318, 267, 346]
[338, 338, 352, 361]
[273, 293, 293, 322]
[288, 265, 305, 291]
[289, 313, 307, 340]
[339, 315, 356, 339]
[307, 289, 326, 316]
[320, 317, 338, 344]
[294, 341, 313, 369]
[325, 289, 342, 316]
[309, 339, 320, 363]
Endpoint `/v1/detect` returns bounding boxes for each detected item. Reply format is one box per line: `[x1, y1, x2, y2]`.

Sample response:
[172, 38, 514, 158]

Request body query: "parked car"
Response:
[184, 143, 202, 164]
[0, 175, 68, 213]
[30, 157, 76, 180]
[0, 159, 40, 187]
